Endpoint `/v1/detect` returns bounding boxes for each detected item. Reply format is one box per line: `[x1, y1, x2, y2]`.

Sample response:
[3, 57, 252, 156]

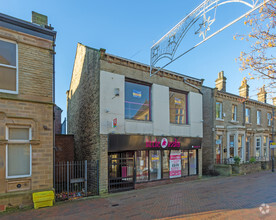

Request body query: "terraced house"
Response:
[67, 43, 204, 194]
[202, 71, 275, 174]
[0, 12, 56, 207]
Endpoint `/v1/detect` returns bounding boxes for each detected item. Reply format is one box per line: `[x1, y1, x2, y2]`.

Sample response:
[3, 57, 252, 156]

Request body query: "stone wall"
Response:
[202, 86, 215, 174]
[232, 162, 262, 175]
[67, 44, 104, 193]
[0, 24, 54, 207]
[214, 164, 232, 176]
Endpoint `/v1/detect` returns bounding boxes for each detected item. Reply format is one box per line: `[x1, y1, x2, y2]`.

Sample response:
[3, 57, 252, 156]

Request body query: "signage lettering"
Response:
[146, 138, 180, 148]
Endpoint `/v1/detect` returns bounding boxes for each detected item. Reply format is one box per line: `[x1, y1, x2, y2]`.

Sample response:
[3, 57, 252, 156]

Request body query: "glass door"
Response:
[149, 150, 161, 180]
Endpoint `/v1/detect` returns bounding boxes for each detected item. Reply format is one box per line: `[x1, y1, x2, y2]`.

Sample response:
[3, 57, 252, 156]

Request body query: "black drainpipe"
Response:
[52, 33, 56, 189]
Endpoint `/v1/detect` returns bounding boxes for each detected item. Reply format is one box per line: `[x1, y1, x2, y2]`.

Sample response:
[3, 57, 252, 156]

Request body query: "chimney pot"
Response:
[257, 85, 267, 103]
[215, 71, 227, 92]
[239, 78, 249, 98]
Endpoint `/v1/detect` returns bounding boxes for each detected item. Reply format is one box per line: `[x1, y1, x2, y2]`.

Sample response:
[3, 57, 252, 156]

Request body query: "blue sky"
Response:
[2, 0, 269, 120]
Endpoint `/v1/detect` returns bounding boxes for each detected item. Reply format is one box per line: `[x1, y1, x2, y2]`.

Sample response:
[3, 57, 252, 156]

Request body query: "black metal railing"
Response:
[54, 160, 99, 201]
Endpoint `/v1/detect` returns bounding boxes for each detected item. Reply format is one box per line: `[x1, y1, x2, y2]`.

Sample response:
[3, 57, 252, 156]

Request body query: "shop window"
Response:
[245, 108, 251, 123]
[216, 102, 222, 119]
[267, 113, 272, 126]
[0, 39, 17, 94]
[125, 81, 151, 121]
[169, 90, 188, 124]
[257, 110, 261, 125]
[232, 105, 237, 121]
[136, 151, 148, 182]
[149, 150, 161, 180]
[6, 127, 31, 178]
[169, 150, 182, 178]
[189, 151, 197, 175]
[181, 150, 189, 176]
[256, 137, 261, 158]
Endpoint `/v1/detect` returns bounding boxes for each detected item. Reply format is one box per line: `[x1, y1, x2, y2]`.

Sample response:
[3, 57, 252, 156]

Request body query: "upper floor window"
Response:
[245, 108, 251, 123]
[257, 110, 261, 125]
[232, 105, 237, 121]
[267, 113, 272, 126]
[6, 127, 32, 178]
[0, 39, 18, 94]
[125, 81, 151, 121]
[169, 90, 188, 124]
[216, 102, 222, 119]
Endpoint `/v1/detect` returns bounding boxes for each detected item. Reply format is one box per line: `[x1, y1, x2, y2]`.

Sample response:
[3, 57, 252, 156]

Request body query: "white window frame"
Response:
[6, 126, 32, 179]
[216, 102, 222, 119]
[267, 113, 272, 126]
[0, 38, 18, 94]
[245, 108, 251, 123]
[232, 105, 237, 121]
[257, 110, 261, 125]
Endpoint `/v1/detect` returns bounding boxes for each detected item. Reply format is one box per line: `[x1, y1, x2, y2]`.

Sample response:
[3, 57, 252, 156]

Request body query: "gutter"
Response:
[183, 77, 203, 94]
[0, 13, 56, 38]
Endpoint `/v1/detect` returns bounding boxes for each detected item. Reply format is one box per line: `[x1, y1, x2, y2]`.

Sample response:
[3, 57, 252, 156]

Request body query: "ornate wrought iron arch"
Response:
[150, 0, 271, 76]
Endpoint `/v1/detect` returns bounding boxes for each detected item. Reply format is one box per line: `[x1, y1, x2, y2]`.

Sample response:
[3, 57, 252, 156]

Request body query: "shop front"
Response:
[108, 134, 201, 192]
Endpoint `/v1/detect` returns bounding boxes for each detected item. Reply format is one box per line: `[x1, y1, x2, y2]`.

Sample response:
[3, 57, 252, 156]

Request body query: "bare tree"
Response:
[235, 0, 275, 95]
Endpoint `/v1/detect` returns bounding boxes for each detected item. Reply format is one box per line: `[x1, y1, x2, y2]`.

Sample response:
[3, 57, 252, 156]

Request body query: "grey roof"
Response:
[0, 12, 56, 41]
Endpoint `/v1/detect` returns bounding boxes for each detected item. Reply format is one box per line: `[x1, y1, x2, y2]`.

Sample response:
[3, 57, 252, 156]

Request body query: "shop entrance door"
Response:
[108, 152, 135, 193]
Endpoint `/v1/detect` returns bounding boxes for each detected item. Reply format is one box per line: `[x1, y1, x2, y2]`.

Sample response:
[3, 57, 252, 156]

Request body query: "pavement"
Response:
[1, 171, 276, 219]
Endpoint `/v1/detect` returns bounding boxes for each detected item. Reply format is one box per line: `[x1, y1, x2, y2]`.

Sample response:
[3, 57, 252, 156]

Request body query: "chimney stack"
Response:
[257, 85, 267, 103]
[32, 11, 48, 27]
[215, 71, 226, 92]
[239, 78, 249, 98]
[273, 97, 276, 106]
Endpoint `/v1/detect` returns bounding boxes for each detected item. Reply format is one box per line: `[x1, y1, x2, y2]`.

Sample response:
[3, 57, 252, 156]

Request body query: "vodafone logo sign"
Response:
[161, 138, 168, 148]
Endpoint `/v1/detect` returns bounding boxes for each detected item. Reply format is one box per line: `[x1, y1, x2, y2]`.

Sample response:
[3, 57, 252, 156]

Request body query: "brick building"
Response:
[202, 71, 275, 174]
[67, 43, 204, 194]
[0, 12, 56, 206]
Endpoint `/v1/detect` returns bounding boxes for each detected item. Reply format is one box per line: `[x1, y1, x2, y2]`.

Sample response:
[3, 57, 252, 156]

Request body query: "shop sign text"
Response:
[146, 138, 180, 148]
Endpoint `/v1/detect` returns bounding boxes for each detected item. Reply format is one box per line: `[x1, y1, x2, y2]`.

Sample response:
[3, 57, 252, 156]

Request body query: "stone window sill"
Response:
[216, 118, 224, 121]
[229, 120, 239, 124]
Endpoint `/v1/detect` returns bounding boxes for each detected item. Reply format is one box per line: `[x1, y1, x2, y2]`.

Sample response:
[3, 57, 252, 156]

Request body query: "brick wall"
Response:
[55, 134, 74, 162]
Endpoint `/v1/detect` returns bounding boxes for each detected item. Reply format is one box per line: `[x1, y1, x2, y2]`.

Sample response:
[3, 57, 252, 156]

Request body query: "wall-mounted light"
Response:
[114, 88, 120, 96]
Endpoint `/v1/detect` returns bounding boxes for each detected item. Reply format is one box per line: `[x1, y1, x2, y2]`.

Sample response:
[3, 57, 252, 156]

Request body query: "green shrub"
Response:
[234, 156, 241, 165]
[249, 157, 256, 163]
